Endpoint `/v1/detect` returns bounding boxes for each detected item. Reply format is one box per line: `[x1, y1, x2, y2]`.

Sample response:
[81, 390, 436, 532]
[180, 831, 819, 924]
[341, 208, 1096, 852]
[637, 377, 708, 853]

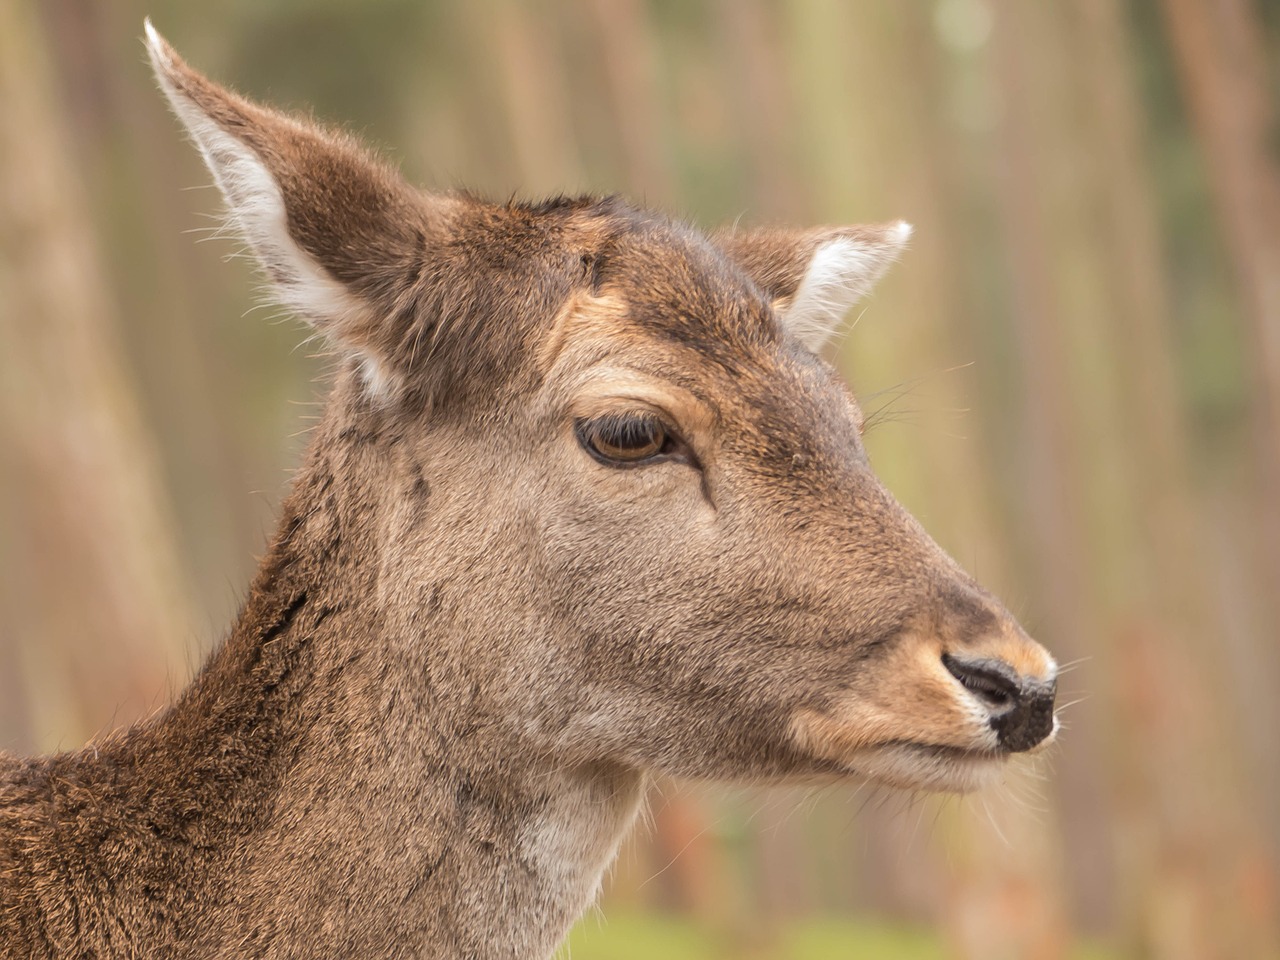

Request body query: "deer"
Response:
[0, 21, 1059, 960]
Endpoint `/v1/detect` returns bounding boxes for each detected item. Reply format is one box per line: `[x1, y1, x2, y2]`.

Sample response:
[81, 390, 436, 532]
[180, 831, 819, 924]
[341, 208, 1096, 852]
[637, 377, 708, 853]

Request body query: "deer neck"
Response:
[19, 408, 646, 960]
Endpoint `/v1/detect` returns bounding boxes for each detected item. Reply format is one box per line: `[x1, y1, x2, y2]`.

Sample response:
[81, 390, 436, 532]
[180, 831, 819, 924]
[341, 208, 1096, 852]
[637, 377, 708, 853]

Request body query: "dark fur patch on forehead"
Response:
[334, 183, 785, 416]
[588, 213, 782, 361]
[416, 193, 781, 414]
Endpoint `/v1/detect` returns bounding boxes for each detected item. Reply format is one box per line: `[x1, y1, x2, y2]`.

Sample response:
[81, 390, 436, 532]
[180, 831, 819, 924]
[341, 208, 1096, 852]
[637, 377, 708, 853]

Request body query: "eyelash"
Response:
[574, 413, 682, 467]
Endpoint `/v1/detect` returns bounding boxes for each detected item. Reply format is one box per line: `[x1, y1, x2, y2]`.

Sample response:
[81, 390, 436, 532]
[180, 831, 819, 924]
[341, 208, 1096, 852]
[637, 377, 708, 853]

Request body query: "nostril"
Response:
[942, 654, 1058, 752]
[941, 654, 1020, 712]
[993, 684, 1057, 753]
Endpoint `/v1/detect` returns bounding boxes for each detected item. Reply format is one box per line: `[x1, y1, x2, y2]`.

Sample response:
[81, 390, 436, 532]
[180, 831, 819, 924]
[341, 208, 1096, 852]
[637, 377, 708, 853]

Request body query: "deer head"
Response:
[145, 23, 1056, 799]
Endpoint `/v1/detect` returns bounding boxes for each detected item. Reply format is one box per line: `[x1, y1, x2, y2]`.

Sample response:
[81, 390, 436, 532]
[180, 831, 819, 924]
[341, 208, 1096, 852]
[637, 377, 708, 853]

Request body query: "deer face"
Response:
[147, 25, 1057, 795]
[507, 223, 1057, 792]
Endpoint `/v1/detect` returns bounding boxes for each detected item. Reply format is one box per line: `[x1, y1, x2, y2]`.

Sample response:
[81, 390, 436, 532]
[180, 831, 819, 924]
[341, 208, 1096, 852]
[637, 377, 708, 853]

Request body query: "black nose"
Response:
[942, 654, 1057, 753]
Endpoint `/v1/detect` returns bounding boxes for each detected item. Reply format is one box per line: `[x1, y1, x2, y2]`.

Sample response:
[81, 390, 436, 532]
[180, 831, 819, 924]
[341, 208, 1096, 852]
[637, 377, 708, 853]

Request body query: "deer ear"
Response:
[716, 221, 912, 352]
[144, 21, 448, 395]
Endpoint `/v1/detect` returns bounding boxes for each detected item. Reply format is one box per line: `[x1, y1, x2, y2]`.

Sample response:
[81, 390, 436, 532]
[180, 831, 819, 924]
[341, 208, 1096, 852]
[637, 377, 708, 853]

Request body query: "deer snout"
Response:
[935, 599, 1058, 752]
[941, 653, 1057, 752]
[788, 583, 1059, 791]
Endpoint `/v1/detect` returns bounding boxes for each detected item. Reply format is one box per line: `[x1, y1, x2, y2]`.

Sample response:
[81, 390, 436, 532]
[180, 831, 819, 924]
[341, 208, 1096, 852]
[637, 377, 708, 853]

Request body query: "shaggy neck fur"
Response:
[0, 383, 645, 960]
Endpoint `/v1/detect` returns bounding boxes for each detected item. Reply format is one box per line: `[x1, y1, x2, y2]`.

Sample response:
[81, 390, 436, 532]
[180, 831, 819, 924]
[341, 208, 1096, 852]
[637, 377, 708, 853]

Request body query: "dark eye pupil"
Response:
[577, 415, 668, 464]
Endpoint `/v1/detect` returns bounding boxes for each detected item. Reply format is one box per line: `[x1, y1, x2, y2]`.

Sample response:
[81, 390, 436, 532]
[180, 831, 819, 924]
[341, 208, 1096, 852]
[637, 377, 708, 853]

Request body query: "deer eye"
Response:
[575, 414, 674, 466]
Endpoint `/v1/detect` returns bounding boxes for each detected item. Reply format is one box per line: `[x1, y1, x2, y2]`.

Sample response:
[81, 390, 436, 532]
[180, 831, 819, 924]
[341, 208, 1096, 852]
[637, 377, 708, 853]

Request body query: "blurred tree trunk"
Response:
[37, 0, 271, 632]
[988, 0, 1121, 935]
[583, 0, 674, 202]
[1156, 1, 1280, 919]
[990, 0, 1277, 954]
[712, 0, 805, 221]
[1080, 0, 1280, 951]
[0, 0, 194, 751]
[1159, 0, 1280, 635]
[490, 0, 586, 196]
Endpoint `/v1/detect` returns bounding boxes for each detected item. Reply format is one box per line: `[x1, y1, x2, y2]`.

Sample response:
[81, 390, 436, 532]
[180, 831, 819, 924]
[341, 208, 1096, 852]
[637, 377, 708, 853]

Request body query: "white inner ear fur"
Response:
[778, 221, 912, 352]
[145, 23, 394, 399]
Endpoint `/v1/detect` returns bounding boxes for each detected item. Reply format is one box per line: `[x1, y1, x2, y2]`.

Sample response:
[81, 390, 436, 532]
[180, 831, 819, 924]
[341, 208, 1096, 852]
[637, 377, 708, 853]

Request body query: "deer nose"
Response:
[941, 653, 1057, 753]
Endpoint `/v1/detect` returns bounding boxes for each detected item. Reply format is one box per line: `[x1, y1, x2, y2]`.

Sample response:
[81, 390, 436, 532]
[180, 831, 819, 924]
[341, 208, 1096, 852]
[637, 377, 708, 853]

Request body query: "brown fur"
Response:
[0, 26, 1057, 959]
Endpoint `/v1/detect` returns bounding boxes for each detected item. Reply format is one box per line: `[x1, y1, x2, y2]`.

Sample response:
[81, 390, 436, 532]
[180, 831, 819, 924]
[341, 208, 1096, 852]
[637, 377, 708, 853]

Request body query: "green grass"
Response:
[561, 912, 945, 960]
[560, 911, 1123, 960]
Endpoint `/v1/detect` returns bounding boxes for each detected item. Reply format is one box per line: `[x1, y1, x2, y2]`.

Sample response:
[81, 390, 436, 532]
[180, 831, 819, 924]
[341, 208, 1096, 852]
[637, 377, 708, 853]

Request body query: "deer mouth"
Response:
[790, 704, 1053, 793]
[844, 741, 1013, 793]
[852, 715, 1060, 794]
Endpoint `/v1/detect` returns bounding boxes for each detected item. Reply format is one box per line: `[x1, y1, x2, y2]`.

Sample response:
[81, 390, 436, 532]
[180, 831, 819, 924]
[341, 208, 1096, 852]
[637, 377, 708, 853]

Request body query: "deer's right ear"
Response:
[716, 221, 911, 352]
[145, 21, 449, 395]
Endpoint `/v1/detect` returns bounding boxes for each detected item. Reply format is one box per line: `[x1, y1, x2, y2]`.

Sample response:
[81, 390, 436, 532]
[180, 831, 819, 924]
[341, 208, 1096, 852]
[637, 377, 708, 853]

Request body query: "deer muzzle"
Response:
[941, 653, 1057, 753]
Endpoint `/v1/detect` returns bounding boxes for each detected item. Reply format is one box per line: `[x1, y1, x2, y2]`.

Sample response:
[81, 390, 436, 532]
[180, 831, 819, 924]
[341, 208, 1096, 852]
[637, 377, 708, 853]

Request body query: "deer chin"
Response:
[788, 706, 1028, 794]
[839, 742, 1010, 794]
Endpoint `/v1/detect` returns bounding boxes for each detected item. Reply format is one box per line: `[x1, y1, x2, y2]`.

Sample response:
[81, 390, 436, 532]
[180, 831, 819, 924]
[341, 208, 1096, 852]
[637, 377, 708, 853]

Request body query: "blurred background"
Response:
[1, 0, 1278, 957]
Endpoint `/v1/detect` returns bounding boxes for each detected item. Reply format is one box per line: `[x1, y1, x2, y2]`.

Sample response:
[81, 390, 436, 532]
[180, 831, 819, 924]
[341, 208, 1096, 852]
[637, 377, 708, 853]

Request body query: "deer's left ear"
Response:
[716, 221, 912, 352]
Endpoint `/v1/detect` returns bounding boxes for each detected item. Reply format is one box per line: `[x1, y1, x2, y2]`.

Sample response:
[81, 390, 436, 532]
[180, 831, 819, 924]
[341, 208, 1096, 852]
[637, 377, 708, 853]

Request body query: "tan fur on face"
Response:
[537, 290, 631, 372]
[966, 624, 1058, 682]
[791, 633, 996, 755]
[790, 608, 1057, 792]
